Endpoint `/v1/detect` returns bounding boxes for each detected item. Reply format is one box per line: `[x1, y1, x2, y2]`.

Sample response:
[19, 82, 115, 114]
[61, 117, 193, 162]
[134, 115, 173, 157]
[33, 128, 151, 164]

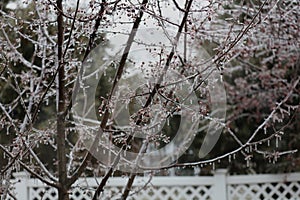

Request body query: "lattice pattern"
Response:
[70, 187, 95, 200]
[76, 185, 213, 200]
[29, 186, 96, 200]
[29, 187, 57, 200]
[99, 186, 123, 200]
[129, 185, 212, 200]
[10, 172, 300, 200]
[228, 182, 300, 200]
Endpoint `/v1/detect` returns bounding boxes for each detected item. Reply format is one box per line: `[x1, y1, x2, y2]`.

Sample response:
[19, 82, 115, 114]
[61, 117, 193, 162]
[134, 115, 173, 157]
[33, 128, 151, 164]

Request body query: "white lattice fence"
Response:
[7, 170, 300, 200]
[227, 173, 300, 200]
[9, 173, 216, 200]
[81, 176, 214, 200]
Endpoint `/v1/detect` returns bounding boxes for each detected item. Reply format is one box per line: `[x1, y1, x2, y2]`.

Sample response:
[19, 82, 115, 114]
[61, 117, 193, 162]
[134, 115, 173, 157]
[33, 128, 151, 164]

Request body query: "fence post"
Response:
[13, 171, 30, 200]
[212, 169, 228, 200]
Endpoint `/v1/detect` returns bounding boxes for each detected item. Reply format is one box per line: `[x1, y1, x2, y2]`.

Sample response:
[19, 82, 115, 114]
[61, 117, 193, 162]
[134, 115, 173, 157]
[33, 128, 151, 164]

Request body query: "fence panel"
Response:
[7, 170, 300, 200]
[227, 173, 300, 200]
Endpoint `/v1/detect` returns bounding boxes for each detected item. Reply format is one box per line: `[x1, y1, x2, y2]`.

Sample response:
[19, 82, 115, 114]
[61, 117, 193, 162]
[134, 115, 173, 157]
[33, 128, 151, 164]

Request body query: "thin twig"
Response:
[0, 144, 58, 188]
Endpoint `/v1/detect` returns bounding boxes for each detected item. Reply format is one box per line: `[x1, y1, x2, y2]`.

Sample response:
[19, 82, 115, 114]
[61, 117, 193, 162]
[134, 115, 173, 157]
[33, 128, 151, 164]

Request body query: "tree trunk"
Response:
[56, 0, 69, 199]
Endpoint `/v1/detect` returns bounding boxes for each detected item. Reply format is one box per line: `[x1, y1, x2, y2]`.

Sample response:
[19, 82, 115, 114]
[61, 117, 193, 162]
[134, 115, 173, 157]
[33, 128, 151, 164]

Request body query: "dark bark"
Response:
[56, 0, 68, 199]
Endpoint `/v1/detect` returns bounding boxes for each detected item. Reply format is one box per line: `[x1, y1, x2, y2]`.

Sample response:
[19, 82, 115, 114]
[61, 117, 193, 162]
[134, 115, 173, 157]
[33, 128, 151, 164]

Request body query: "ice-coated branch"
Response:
[138, 77, 300, 170]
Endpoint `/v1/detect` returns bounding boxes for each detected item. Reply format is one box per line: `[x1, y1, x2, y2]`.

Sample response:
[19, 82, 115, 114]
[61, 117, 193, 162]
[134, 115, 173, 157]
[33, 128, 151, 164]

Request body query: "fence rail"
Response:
[7, 170, 300, 200]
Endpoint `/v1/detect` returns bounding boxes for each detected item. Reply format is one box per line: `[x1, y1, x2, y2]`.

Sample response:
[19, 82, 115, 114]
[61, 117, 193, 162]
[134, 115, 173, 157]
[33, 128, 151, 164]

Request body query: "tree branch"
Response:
[121, 0, 194, 198]
[0, 144, 58, 188]
[138, 77, 300, 170]
[90, 0, 150, 199]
